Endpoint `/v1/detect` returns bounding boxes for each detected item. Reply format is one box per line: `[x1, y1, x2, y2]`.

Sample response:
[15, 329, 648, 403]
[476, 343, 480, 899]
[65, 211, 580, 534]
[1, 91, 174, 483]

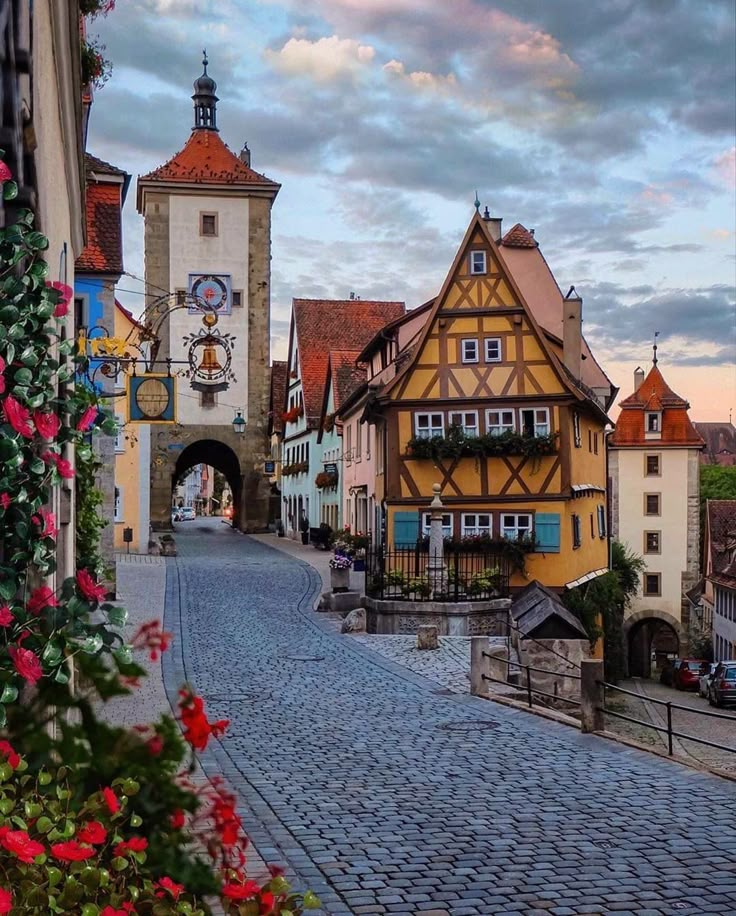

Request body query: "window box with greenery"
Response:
[282, 460, 309, 476]
[281, 404, 304, 424]
[405, 428, 558, 461]
[315, 470, 339, 489]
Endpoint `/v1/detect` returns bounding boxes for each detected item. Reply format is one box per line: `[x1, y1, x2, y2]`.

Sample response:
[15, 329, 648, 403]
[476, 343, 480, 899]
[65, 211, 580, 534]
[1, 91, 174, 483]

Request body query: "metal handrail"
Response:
[482, 653, 582, 680]
[598, 680, 736, 721]
[481, 666, 581, 709]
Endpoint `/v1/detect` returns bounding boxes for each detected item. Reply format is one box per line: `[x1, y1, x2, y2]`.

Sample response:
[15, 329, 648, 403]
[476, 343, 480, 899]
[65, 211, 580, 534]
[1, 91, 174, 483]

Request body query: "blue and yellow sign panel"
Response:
[127, 374, 176, 424]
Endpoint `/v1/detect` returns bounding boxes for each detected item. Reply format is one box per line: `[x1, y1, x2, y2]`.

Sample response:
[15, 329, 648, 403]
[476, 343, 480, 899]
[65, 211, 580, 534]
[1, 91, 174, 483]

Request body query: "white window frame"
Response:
[114, 486, 123, 523]
[461, 338, 479, 363]
[414, 412, 444, 439]
[422, 512, 453, 538]
[449, 410, 479, 436]
[573, 412, 582, 448]
[646, 411, 661, 434]
[470, 250, 487, 275]
[114, 414, 125, 453]
[484, 338, 502, 363]
[502, 513, 532, 540]
[461, 513, 492, 536]
[597, 504, 607, 538]
[572, 513, 582, 549]
[520, 407, 550, 437]
[486, 409, 515, 436]
[356, 421, 362, 463]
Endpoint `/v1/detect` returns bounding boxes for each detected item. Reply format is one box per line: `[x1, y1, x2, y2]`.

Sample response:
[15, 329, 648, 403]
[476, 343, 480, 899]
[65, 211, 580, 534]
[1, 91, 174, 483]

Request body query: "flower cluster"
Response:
[315, 470, 338, 489]
[329, 554, 353, 570]
[178, 688, 229, 751]
[131, 619, 173, 660]
[281, 404, 304, 424]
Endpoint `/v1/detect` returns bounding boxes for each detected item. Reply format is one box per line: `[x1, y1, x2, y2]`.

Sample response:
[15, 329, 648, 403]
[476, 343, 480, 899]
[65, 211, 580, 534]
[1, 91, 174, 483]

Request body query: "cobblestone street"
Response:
[163, 520, 736, 916]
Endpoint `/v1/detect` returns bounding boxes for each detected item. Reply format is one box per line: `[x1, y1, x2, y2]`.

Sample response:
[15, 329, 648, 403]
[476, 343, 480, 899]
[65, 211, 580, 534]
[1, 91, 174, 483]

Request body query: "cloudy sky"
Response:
[88, 0, 735, 419]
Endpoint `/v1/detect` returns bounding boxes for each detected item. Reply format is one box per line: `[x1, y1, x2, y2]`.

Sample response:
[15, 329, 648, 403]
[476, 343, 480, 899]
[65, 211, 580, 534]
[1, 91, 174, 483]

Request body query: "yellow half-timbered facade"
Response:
[364, 212, 616, 591]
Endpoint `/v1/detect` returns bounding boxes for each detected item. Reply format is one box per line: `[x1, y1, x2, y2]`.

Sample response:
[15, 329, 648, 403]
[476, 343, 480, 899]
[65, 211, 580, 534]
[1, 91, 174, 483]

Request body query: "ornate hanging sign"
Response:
[127, 374, 177, 424]
[182, 311, 237, 393]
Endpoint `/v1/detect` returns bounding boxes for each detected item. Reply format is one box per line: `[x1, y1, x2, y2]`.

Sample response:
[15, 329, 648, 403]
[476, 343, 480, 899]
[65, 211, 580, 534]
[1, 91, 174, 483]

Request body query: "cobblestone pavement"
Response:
[163, 520, 736, 916]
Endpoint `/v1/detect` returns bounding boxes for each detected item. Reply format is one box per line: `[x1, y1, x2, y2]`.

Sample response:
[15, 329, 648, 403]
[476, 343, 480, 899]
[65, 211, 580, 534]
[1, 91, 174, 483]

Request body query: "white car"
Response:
[180, 507, 196, 521]
[698, 663, 717, 698]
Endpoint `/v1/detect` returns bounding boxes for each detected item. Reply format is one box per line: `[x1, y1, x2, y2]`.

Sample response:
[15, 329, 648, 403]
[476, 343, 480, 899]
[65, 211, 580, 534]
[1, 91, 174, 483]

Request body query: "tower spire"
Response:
[653, 330, 659, 366]
[192, 50, 219, 131]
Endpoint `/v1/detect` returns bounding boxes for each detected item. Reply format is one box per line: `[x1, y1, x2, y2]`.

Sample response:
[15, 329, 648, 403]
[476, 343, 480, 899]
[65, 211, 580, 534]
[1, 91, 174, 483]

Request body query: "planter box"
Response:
[330, 567, 351, 592]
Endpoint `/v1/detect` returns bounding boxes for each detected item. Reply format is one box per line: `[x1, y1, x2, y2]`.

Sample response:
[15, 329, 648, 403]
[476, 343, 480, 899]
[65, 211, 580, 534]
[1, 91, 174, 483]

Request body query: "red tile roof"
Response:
[501, 223, 537, 248]
[76, 155, 127, 275]
[269, 361, 288, 435]
[329, 350, 366, 411]
[140, 129, 278, 187]
[609, 364, 704, 447]
[293, 299, 405, 428]
[694, 422, 736, 466]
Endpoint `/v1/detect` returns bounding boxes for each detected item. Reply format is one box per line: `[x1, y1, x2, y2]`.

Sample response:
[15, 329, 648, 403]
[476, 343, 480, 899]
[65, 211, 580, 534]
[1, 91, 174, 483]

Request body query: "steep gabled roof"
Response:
[269, 361, 288, 435]
[330, 350, 366, 410]
[291, 299, 405, 429]
[511, 581, 589, 639]
[501, 222, 537, 248]
[694, 422, 736, 466]
[705, 500, 736, 579]
[75, 153, 129, 276]
[609, 364, 704, 447]
[356, 298, 435, 363]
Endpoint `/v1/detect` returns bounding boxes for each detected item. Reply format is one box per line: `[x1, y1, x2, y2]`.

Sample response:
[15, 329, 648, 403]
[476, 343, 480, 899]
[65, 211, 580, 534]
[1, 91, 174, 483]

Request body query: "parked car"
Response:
[674, 659, 707, 691]
[180, 507, 196, 521]
[660, 659, 681, 686]
[698, 663, 718, 698]
[171, 508, 182, 523]
[709, 661, 736, 708]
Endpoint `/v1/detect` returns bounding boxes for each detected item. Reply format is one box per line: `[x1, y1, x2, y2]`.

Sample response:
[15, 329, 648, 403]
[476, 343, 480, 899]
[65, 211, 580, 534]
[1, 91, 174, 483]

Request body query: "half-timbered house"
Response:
[363, 210, 617, 591]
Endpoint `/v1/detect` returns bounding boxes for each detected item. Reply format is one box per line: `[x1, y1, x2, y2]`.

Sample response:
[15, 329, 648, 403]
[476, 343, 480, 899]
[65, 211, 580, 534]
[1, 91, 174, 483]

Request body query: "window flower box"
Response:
[405, 430, 558, 461]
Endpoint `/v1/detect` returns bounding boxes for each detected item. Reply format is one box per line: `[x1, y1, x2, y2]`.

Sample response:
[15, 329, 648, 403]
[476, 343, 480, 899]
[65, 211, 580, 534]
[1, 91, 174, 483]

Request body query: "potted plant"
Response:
[329, 553, 353, 592]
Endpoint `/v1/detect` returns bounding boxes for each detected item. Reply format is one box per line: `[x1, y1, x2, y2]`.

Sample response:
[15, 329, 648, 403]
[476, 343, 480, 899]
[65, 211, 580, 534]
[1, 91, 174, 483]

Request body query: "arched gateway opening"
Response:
[626, 611, 681, 678]
[174, 439, 242, 529]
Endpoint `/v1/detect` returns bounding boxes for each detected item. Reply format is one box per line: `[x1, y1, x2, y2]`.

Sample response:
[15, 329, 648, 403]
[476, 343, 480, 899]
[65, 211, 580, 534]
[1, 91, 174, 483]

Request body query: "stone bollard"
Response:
[580, 659, 605, 733]
[470, 636, 490, 697]
[417, 625, 439, 650]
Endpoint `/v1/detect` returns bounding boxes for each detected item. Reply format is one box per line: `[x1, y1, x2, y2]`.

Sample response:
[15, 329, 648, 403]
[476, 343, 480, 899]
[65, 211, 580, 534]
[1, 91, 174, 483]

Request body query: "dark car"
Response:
[709, 662, 736, 708]
[660, 659, 681, 687]
[674, 659, 707, 691]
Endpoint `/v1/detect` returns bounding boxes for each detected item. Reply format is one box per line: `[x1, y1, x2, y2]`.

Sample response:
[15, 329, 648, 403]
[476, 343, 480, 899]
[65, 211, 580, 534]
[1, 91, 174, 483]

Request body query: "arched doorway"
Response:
[626, 611, 681, 678]
[174, 439, 242, 530]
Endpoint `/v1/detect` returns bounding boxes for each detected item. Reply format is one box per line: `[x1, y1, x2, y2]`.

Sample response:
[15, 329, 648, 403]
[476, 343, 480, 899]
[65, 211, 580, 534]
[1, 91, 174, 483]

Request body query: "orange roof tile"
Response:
[329, 350, 366, 411]
[140, 129, 278, 187]
[76, 154, 127, 275]
[501, 223, 537, 248]
[269, 361, 288, 435]
[293, 299, 405, 428]
[610, 364, 705, 447]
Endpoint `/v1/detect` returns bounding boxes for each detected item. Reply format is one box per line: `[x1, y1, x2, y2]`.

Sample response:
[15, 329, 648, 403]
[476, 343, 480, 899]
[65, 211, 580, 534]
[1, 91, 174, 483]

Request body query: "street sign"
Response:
[324, 462, 338, 475]
[264, 460, 276, 474]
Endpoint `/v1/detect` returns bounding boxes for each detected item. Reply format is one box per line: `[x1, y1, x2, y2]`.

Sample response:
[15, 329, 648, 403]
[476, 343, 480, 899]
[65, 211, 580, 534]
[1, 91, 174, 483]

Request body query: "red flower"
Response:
[102, 786, 119, 814]
[33, 410, 60, 440]
[51, 840, 96, 861]
[8, 646, 43, 684]
[2, 395, 34, 438]
[76, 568, 107, 603]
[114, 836, 148, 856]
[77, 821, 107, 845]
[46, 281, 73, 318]
[0, 493, 9, 510]
[147, 734, 164, 756]
[178, 690, 229, 751]
[0, 826, 45, 863]
[32, 507, 58, 539]
[259, 891, 275, 913]
[0, 740, 20, 768]
[221, 879, 261, 901]
[42, 450, 75, 478]
[132, 620, 173, 660]
[212, 793, 242, 847]
[101, 908, 135, 916]
[155, 876, 184, 900]
[170, 809, 186, 830]
[27, 585, 58, 615]
[0, 356, 4, 396]
[0, 162, 11, 182]
[77, 405, 98, 432]
[0, 606, 13, 627]
[0, 887, 11, 914]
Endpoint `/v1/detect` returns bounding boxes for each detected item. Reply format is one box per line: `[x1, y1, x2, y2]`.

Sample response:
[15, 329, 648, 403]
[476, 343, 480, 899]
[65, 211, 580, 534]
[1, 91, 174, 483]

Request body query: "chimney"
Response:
[239, 142, 251, 167]
[634, 366, 645, 391]
[483, 212, 503, 242]
[563, 286, 582, 380]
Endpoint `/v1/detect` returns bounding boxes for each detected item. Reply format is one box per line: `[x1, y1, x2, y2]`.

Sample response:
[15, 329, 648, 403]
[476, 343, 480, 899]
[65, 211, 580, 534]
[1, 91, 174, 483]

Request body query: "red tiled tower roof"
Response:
[501, 223, 537, 248]
[139, 130, 278, 188]
[75, 153, 128, 275]
[292, 299, 405, 428]
[609, 364, 705, 447]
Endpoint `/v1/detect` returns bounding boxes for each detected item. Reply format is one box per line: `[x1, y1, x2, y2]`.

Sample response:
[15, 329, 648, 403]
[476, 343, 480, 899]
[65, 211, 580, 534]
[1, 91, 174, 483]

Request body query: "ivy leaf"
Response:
[81, 634, 104, 655]
[106, 607, 128, 627]
[0, 579, 17, 601]
[2, 180, 18, 201]
[113, 645, 133, 666]
[0, 685, 18, 704]
[54, 668, 69, 685]
[14, 367, 33, 385]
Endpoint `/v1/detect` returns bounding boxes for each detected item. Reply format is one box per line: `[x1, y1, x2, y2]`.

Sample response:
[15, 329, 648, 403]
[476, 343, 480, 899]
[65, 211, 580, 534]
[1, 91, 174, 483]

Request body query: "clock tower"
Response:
[136, 54, 280, 531]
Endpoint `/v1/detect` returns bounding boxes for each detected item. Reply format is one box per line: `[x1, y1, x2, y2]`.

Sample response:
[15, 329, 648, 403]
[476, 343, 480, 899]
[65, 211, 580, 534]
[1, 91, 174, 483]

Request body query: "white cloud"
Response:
[714, 147, 736, 188]
[265, 35, 375, 83]
[383, 60, 457, 94]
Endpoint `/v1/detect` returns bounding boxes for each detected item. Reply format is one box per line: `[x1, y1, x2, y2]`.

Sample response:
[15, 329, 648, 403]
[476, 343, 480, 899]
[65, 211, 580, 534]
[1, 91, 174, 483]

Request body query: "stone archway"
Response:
[625, 609, 682, 678]
[174, 439, 242, 528]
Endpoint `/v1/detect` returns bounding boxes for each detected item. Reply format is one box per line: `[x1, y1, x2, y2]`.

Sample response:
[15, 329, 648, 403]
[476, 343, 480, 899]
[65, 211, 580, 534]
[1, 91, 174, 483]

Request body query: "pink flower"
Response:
[8, 646, 43, 684]
[27, 585, 58, 615]
[0, 161, 11, 182]
[46, 281, 73, 318]
[0, 826, 44, 863]
[2, 395, 34, 438]
[33, 410, 61, 440]
[42, 451, 75, 479]
[0, 886, 11, 914]
[155, 876, 184, 900]
[77, 821, 107, 845]
[51, 840, 96, 862]
[0, 740, 20, 768]
[0, 606, 13, 627]
[0, 355, 5, 396]
[102, 787, 119, 814]
[0, 494, 9, 510]
[32, 507, 57, 539]
[76, 569, 107, 603]
[77, 405, 98, 432]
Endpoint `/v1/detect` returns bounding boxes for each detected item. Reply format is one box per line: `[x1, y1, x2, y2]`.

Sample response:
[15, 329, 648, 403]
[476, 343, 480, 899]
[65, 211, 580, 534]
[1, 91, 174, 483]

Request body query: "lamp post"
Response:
[232, 409, 245, 435]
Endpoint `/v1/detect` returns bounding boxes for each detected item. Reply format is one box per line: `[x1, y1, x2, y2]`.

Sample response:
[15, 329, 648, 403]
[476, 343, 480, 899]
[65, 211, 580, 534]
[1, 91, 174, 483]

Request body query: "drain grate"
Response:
[593, 841, 614, 850]
[439, 720, 498, 732]
[285, 654, 325, 662]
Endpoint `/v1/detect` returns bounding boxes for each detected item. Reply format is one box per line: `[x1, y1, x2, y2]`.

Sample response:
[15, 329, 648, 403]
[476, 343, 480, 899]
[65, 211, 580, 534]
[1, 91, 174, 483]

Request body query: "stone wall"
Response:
[517, 637, 590, 703]
[364, 597, 511, 637]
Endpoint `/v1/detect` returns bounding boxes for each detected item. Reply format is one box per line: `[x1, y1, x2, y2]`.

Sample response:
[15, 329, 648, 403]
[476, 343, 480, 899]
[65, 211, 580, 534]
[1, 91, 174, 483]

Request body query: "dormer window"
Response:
[646, 411, 661, 436]
[470, 251, 487, 275]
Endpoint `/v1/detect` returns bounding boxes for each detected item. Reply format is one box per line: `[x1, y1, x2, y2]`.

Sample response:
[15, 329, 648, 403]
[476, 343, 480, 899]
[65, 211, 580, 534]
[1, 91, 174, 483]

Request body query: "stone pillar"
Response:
[470, 636, 490, 697]
[427, 483, 447, 596]
[580, 659, 604, 733]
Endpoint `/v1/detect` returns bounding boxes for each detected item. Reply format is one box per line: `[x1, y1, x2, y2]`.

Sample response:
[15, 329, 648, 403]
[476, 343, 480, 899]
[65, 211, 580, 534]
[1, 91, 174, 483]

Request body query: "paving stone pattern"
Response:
[163, 520, 736, 916]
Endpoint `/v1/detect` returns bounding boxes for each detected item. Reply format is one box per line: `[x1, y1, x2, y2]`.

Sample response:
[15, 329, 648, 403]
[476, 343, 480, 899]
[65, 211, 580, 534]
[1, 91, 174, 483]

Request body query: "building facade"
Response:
[362, 211, 614, 591]
[136, 55, 280, 531]
[703, 500, 736, 659]
[609, 361, 704, 675]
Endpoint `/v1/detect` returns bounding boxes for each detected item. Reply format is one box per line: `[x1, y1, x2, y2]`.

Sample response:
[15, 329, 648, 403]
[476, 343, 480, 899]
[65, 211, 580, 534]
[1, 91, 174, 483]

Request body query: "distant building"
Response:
[694, 422, 736, 466]
[609, 360, 704, 675]
[703, 500, 736, 660]
[267, 361, 287, 519]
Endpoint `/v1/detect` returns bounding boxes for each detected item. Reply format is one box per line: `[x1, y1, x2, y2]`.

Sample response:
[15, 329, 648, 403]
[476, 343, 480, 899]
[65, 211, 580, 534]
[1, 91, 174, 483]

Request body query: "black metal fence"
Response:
[365, 545, 511, 601]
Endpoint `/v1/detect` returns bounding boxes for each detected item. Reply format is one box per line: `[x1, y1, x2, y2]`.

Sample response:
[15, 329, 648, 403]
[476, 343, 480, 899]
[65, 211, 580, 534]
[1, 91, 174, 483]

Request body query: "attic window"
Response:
[646, 411, 661, 434]
[200, 212, 218, 237]
[470, 250, 487, 275]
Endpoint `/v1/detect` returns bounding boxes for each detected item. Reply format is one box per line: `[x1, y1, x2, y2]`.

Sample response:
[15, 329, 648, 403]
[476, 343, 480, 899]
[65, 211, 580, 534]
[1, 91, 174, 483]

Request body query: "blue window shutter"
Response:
[535, 512, 560, 553]
[393, 511, 420, 547]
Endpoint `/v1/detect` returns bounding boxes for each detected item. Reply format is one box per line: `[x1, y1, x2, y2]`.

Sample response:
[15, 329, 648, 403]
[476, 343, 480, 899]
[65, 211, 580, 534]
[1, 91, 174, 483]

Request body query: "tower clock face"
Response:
[188, 273, 231, 314]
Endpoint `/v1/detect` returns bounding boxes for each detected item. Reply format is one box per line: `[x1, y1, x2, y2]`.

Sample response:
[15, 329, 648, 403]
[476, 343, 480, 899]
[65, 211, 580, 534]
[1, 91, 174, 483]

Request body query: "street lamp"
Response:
[232, 409, 246, 435]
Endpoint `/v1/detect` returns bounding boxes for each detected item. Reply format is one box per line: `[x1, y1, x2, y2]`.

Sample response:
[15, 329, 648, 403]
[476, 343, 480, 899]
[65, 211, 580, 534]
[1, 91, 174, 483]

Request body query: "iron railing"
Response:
[365, 545, 511, 602]
[482, 657, 582, 710]
[597, 680, 736, 757]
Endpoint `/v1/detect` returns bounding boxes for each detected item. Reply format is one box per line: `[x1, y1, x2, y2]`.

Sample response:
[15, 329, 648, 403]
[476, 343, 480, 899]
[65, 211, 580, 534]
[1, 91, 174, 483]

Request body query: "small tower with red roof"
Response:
[136, 54, 280, 532]
[609, 353, 704, 676]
